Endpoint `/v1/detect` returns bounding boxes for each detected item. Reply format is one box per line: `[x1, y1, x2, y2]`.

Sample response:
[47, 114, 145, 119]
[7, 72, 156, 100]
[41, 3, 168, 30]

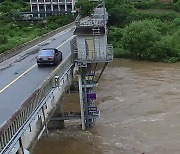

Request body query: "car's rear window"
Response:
[38, 50, 55, 56]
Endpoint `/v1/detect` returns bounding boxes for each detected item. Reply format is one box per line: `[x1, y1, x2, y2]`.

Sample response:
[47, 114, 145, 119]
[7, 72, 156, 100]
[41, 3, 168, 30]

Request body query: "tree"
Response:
[108, 26, 123, 42]
[148, 30, 180, 62]
[174, 0, 180, 12]
[105, 0, 125, 11]
[108, 4, 135, 26]
[0, 34, 8, 44]
[0, 0, 29, 16]
[121, 19, 161, 60]
[0, 1, 14, 15]
[75, 0, 97, 17]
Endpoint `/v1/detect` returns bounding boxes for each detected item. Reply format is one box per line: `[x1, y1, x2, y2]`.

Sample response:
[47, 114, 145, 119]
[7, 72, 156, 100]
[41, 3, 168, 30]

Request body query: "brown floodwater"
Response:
[32, 58, 180, 154]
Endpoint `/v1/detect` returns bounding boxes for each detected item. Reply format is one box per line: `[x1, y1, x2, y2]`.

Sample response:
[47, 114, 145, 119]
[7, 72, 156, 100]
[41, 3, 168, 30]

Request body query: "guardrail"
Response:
[0, 22, 75, 63]
[79, 19, 105, 27]
[0, 54, 73, 153]
[74, 44, 113, 62]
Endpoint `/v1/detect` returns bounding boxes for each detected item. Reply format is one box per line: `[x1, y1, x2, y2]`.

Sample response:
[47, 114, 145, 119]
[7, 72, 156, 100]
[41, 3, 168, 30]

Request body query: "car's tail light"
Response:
[37, 56, 42, 60]
[48, 56, 54, 60]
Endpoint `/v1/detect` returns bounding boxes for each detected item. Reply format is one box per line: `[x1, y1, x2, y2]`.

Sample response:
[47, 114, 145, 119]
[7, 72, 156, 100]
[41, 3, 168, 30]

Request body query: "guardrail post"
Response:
[18, 137, 24, 154]
[54, 76, 60, 87]
[42, 107, 48, 136]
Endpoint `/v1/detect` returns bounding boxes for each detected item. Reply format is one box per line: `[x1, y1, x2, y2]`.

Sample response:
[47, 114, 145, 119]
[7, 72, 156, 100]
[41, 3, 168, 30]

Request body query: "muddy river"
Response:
[32, 58, 180, 154]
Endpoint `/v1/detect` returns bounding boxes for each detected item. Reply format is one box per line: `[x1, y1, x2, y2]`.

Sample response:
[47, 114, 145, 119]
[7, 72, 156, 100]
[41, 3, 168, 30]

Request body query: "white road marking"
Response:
[28, 28, 73, 51]
[57, 35, 76, 49]
[0, 64, 37, 93]
[0, 35, 75, 93]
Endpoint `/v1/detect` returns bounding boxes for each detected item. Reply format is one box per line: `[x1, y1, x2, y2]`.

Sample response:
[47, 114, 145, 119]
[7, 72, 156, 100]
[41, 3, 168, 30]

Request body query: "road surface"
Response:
[0, 27, 75, 127]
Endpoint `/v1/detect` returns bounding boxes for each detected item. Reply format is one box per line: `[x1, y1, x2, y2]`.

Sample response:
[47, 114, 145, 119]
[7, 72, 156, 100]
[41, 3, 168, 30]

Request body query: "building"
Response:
[30, 0, 76, 17]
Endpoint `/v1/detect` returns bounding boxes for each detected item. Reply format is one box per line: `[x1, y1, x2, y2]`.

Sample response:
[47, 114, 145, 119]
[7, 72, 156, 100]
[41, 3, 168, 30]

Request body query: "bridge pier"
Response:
[17, 138, 24, 154]
[24, 149, 30, 154]
[14, 138, 30, 154]
[48, 102, 65, 130]
[47, 119, 64, 130]
[77, 63, 100, 130]
[78, 70, 86, 130]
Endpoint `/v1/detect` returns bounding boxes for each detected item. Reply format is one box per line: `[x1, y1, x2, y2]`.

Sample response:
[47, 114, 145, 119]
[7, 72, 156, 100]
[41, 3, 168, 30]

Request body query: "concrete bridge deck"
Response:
[0, 5, 112, 153]
[0, 25, 76, 154]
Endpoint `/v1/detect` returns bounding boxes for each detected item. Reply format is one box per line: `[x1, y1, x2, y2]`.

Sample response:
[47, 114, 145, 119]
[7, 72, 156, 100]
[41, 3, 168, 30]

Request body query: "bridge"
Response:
[0, 3, 113, 154]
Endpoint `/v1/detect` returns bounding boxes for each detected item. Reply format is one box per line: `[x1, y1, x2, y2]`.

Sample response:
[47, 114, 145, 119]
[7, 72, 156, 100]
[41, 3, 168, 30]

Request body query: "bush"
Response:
[173, 0, 179, 3]
[121, 19, 161, 60]
[0, 45, 10, 53]
[120, 19, 180, 62]
[75, 0, 97, 17]
[174, 0, 180, 12]
[159, 12, 177, 21]
[133, 1, 151, 9]
[108, 26, 123, 42]
[148, 34, 180, 62]
[148, 1, 174, 9]
[114, 48, 131, 58]
[8, 31, 15, 37]
[126, 11, 177, 24]
[0, 34, 8, 44]
[173, 17, 180, 26]
[108, 4, 135, 26]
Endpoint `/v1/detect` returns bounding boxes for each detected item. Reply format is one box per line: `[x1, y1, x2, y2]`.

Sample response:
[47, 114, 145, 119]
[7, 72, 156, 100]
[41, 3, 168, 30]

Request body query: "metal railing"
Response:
[78, 19, 105, 27]
[0, 54, 73, 153]
[31, 0, 71, 3]
[74, 44, 113, 62]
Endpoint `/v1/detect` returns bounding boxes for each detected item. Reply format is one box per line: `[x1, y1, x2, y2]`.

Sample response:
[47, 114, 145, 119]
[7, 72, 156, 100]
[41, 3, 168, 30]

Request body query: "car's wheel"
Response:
[54, 61, 58, 66]
[60, 54, 62, 61]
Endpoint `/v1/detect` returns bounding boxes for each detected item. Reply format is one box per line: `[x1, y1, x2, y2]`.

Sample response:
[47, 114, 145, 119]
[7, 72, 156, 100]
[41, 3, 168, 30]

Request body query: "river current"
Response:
[33, 58, 180, 154]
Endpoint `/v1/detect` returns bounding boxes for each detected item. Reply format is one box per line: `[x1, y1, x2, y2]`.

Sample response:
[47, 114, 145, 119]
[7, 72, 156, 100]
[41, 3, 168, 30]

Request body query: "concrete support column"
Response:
[78, 71, 85, 130]
[37, 4, 40, 18]
[51, 0, 53, 12]
[48, 120, 64, 129]
[17, 138, 24, 154]
[24, 149, 30, 154]
[72, 0, 75, 11]
[65, 0, 67, 12]
[48, 103, 65, 129]
[30, 0, 33, 12]
[58, 3, 60, 12]
[44, 2, 46, 17]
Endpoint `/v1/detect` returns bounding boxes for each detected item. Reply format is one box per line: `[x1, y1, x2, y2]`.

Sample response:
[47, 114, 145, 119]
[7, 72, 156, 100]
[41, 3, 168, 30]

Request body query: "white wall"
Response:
[76, 35, 107, 60]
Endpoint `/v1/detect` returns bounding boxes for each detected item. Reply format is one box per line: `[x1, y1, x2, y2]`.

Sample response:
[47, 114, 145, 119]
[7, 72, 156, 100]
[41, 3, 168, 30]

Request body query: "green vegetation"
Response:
[120, 19, 180, 62]
[0, 0, 29, 17]
[0, 0, 75, 53]
[1, 0, 180, 63]
[106, 0, 180, 62]
[75, 0, 180, 62]
[75, 0, 98, 17]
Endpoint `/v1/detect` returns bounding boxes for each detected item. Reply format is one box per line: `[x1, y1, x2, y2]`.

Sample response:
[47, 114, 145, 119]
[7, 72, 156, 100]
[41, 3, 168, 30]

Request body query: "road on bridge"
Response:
[0, 27, 75, 127]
